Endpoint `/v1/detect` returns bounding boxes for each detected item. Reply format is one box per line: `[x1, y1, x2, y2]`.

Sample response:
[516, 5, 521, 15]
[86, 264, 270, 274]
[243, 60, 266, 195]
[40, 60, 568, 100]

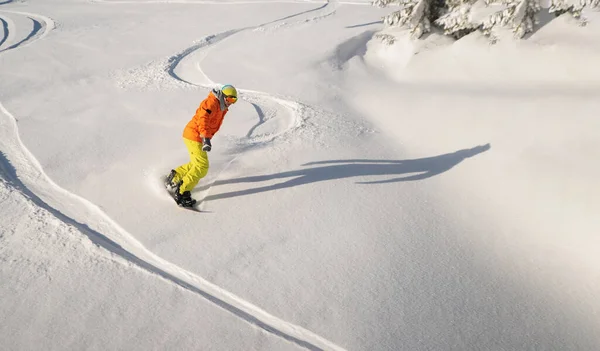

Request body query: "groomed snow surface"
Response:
[1, 0, 599, 350]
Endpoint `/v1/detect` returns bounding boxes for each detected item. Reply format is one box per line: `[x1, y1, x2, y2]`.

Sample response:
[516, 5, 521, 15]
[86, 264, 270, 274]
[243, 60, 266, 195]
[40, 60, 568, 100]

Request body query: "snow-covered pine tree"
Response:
[548, 0, 599, 18]
[480, 0, 541, 38]
[375, 0, 597, 41]
[373, 0, 445, 38]
[435, 0, 479, 38]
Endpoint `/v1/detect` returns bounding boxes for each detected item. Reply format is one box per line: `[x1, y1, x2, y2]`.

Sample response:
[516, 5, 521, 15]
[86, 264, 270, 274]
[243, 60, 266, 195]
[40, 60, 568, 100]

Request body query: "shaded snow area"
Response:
[1, 0, 599, 350]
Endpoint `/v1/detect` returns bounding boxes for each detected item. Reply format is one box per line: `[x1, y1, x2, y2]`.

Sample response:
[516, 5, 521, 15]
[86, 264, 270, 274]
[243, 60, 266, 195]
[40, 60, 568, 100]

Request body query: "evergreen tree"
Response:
[480, 0, 541, 38]
[373, 0, 439, 38]
[548, 0, 599, 18]
[374, 0, 598, 41]
[435, 0, 479, 38]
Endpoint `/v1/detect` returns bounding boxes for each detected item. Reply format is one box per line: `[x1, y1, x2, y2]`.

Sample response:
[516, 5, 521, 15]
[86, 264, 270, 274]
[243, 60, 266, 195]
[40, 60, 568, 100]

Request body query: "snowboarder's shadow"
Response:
[202, 144, 490, 202]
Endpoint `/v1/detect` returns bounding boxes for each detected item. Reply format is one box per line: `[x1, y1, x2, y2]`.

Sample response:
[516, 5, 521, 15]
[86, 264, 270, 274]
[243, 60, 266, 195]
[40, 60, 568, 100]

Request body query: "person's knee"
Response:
[192, 164, 209, 179]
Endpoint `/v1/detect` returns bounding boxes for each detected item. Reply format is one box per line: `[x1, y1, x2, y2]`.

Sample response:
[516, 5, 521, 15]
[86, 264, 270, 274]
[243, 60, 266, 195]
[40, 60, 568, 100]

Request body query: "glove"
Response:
[202, 137, 212, 152]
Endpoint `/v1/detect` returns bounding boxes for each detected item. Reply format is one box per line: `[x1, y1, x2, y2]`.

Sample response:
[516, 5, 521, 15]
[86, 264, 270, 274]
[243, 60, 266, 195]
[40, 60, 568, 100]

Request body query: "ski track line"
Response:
[167, 29, 242, 86]
[167, 0, 337, 85]
[93, 0, 328, 4]
[167, 0, 336, 205]
[0, 3, 343, 350]
[92, 0, 363, 5]
[0, 10, 55, 53]
[0, 103, 346, 351]
[197, 95, 308, 209]
[0, 15, 11, 48]
[166, 0, 337, 141]
[0, 6, 344, 350]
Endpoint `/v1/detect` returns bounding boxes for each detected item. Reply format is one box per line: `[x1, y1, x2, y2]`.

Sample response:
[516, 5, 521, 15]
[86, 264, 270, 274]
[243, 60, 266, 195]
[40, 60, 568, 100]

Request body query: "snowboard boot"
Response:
[165, 170, 178, 189]
[175, 190, 196, 207]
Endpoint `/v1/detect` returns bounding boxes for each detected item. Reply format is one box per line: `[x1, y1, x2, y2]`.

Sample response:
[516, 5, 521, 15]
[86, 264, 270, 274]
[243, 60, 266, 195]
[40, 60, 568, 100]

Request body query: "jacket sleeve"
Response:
[196, 99, 218, 139]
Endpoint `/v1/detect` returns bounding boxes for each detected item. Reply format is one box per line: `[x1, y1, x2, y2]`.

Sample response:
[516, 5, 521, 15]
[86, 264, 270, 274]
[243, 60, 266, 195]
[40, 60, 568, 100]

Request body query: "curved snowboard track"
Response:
[164, 0, 342, 145]
[93, 0, 328, 4]
[167, 32, 306, 145]
[164, 1, 340, 205]
[166, 29, 307, 209]
[0, 103, 346, 351]
[0, 10, 54, 52]
[0, 4, 344, 350]
[0, 2, 349, 349]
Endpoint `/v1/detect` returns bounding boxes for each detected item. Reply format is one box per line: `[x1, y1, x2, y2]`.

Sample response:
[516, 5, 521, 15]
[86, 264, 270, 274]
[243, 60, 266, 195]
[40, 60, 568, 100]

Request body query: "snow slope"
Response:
[0, 150, 302, 351]
[1, 0, 599, 350]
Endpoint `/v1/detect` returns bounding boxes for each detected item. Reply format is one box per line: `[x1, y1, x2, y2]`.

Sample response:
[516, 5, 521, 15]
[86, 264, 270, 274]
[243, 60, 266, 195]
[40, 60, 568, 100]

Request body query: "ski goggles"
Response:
[225, 95, 237, 104]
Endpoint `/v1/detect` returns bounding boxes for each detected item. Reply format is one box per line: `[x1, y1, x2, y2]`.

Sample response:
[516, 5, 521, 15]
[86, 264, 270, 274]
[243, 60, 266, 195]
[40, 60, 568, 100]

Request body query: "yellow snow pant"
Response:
[173, 138, 209, 194]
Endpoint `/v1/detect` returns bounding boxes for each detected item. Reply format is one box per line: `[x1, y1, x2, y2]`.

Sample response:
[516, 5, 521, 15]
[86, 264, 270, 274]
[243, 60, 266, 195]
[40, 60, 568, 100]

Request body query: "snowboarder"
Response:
[166, 84, 238, 207]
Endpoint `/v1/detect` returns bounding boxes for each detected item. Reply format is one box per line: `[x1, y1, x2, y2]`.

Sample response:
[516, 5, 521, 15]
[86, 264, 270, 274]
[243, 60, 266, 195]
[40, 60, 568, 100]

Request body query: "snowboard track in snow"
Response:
[166, 0, 337, 85]
[0, 3, 345, 351]
[0, 17, 8, 47]
[0, 103, 343, 351]
[0, 160, 318, 350]
[93, 0, 330, 4]
[0, 11, 54, 52]
[165, 0, 339, 206]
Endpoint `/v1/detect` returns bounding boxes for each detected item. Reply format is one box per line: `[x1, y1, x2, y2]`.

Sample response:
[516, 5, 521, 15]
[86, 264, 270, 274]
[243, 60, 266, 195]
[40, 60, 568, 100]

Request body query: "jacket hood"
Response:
[211, 88, 227, 111]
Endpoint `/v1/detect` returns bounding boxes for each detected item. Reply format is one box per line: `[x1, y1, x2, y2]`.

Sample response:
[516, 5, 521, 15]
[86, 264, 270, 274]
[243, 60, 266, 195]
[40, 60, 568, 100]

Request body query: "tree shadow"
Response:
[203, 144, 491, 202]
[345, 20, 383, 29]
[524, 8, 557, 39]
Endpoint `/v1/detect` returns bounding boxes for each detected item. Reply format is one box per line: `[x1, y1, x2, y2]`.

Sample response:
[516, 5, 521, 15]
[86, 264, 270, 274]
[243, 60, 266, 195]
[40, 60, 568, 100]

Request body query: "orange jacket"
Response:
[183, 90, 228, 142]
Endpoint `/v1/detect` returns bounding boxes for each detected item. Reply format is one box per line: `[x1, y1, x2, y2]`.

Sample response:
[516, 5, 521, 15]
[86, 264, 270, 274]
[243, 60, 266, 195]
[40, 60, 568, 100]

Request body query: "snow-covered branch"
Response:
[374, 0, 435, 38]
[374, 0, 599, 41]
[478, 0, 541, 38]
[435, 0, 479, 37]
[546, 0, 599, 18]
